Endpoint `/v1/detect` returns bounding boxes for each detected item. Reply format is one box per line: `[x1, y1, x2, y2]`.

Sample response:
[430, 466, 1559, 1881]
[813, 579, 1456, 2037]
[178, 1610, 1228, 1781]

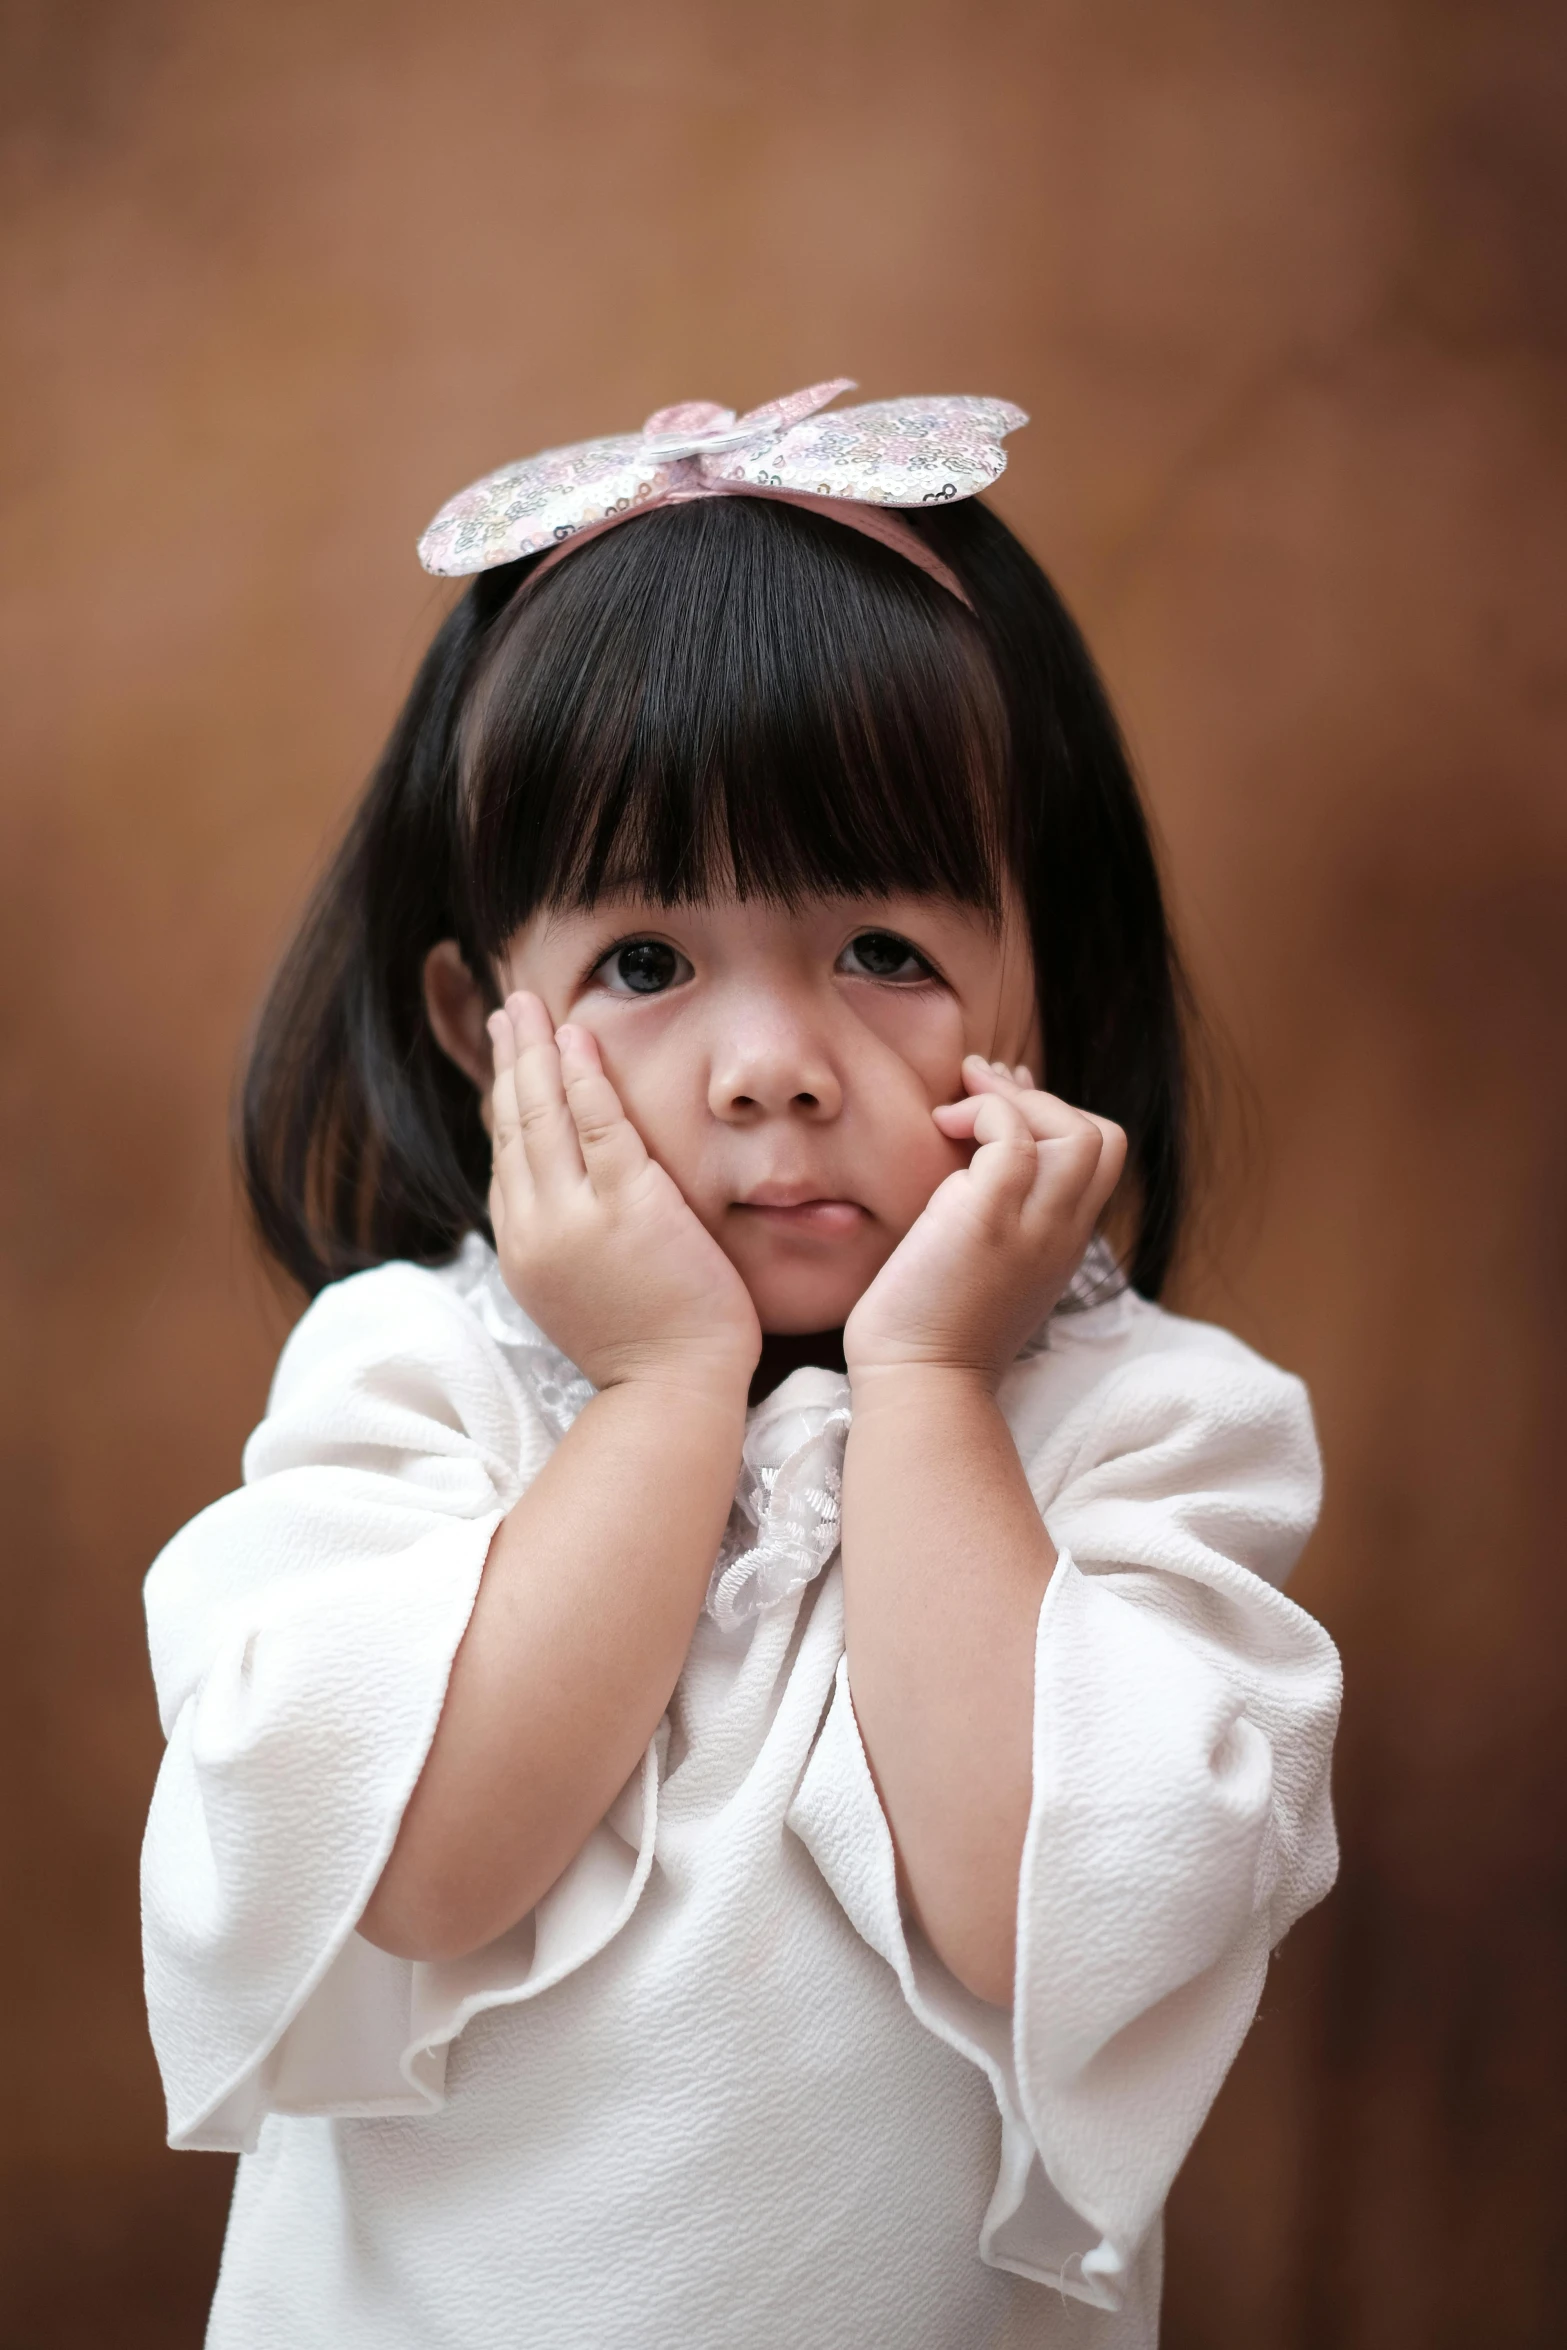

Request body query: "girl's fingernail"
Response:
[555, 1024, 575, 1049]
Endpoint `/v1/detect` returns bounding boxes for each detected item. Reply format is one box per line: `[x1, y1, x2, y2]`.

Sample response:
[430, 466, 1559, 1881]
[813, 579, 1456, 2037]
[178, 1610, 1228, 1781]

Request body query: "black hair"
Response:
[242, 493, 1193, 1301]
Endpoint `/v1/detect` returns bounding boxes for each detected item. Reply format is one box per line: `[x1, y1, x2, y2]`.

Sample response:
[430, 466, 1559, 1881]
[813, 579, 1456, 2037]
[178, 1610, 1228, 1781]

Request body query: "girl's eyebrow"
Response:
[533, 900, 662, 945]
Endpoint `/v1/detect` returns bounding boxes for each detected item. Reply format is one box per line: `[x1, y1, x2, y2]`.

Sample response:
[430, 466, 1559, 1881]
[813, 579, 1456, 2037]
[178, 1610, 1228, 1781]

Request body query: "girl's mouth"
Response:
[734, 1194, 866, 1238]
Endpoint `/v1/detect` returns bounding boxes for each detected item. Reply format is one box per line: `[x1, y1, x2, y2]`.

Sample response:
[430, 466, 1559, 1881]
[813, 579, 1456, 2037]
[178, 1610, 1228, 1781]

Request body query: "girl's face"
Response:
[493, 891, 1042, 1335]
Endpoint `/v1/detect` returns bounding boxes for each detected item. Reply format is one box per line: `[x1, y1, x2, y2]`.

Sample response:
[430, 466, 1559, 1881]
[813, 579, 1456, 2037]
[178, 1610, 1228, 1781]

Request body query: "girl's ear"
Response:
[423, 942, 493, 1094]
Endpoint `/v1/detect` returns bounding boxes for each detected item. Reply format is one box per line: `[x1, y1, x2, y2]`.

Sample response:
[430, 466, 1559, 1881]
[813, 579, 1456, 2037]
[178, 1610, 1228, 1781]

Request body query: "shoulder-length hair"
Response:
[242, 494, 1193, 1301]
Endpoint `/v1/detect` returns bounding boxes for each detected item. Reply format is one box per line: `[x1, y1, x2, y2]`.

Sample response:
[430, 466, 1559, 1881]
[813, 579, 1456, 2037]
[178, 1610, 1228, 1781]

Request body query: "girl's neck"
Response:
[750, 1329, 847, 1407]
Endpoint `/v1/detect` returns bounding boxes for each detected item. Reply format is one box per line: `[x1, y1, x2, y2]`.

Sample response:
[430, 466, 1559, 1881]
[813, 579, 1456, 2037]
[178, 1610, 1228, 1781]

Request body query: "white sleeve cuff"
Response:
[787, 1541, 1338, 2314]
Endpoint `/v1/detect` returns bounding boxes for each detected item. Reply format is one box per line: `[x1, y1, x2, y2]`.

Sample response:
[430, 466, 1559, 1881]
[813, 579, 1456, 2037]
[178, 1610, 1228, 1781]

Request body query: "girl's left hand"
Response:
[843, 1056, 1127, 1387]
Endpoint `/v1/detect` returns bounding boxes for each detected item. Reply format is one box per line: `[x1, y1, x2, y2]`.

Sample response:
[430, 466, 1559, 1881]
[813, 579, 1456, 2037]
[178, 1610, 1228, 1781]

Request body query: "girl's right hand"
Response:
[486, 992, 761, 1399]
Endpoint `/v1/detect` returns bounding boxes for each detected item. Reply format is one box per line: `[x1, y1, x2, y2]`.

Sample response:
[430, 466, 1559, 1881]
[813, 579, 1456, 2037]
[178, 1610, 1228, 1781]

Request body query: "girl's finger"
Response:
[961, 1055, 1036, 1104]
[943, 1082, 1124, 1229]
[932, 1090, 1031, 1150]
[958, 1090, 1041, 1217]
[555, 1025, 649, 1196]
[966, 1089, 1037, 1150]
[485, 1011, 532, 1245]
[934, 1088, 1074, 1143]
[504, 991, 586, 1194]
[1084, 1113, 1129, 1202]
[932, 1095, 981, 1139]
[1020, 1115, 1127, 1244]
[1057, 1108, 1126, 1198]
[960, 1056, 1122, 1159]
[952, 1059, 1079, 1138]
[486, 1011, 530, 1184]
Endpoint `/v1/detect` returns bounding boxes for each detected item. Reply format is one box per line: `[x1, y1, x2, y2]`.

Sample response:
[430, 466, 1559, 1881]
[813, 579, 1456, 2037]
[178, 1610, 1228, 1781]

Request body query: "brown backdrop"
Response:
[3, 3, 1565, 2344]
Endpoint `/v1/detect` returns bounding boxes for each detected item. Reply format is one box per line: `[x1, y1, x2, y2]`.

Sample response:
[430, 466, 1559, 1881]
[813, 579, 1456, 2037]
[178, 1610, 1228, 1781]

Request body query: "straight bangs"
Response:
[454, 496, 1012, 958]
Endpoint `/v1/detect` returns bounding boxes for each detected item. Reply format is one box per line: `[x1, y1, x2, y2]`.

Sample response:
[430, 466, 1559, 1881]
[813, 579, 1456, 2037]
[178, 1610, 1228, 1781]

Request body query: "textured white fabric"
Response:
[141, 1238, 1340, 2348]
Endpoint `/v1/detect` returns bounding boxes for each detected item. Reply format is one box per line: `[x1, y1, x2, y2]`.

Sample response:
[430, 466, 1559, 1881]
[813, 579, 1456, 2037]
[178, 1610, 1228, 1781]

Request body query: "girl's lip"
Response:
[735, 1197, 865, 1237]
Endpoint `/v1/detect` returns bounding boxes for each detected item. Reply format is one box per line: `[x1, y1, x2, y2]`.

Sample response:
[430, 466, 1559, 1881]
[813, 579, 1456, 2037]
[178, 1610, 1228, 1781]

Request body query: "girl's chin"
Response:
[723, 1230, 894, 1341]
[744, 1275, 870, 1340]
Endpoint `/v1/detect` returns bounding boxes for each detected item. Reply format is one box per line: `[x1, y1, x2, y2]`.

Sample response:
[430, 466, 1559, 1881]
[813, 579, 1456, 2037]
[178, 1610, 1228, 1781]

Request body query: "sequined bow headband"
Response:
[417, 377, 1028, 606]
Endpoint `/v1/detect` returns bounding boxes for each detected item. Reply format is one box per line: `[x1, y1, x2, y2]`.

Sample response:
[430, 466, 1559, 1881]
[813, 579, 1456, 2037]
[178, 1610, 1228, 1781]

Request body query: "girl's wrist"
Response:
[846, 1357, 1002, 1413]
[593, 1344, 757, 1415]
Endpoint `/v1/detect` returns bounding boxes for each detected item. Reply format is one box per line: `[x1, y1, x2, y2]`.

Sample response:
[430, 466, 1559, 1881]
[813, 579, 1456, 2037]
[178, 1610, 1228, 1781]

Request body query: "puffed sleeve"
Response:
[786, 1324, 1340, 2316]
[140, 1260, 659, 2154]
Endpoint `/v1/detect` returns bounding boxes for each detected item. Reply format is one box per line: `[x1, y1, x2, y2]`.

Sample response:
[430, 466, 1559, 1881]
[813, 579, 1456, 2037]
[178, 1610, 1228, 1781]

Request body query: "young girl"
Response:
[142, 381, 1341, 2349]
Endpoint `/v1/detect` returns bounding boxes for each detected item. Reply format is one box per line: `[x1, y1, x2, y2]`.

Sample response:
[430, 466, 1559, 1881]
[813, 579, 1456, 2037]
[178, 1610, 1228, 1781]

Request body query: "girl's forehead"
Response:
[519, 888, 1016, 949]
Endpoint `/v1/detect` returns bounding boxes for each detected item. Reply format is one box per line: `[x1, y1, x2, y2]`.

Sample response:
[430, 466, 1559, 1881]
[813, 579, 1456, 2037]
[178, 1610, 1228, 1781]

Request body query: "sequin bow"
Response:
[417, 378, 1028, 577]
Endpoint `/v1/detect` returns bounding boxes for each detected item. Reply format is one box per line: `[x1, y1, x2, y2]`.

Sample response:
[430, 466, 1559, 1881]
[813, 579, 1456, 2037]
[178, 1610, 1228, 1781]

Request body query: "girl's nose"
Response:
[708, 1015, 843, 1124]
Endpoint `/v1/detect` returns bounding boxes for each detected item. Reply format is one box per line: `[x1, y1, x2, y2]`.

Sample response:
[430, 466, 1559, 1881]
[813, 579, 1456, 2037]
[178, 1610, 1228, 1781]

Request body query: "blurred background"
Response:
[3, 2, 1564, 2343]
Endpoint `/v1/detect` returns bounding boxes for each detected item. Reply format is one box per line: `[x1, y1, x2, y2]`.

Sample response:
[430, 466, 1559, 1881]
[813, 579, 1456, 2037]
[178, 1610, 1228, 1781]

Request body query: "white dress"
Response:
[141, 1237, 1341, 2350]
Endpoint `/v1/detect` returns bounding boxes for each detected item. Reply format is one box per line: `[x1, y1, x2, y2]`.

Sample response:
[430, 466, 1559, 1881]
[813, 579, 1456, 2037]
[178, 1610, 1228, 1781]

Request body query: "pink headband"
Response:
[418, 378, 1028, 609]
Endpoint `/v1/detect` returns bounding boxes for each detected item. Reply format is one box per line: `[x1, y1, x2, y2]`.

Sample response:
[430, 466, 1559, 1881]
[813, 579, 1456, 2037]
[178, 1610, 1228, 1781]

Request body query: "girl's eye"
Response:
[594, 939, 692, 996]
[837, 930, 934, 984]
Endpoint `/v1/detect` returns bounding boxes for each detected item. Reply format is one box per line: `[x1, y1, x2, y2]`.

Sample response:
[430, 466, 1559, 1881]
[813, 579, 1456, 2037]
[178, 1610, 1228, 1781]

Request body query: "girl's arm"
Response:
[838, 1366, 1054, 2006]
[358, 1375, 745, 1962]
[361, 996, 759, 1964]
[840, 1061, 1125, 2007]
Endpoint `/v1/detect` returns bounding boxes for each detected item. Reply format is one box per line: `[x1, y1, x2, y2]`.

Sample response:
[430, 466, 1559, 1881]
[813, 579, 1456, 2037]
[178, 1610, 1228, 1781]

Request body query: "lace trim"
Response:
[450, 1236, 596, 1437]
[706, 1371, 852, 1631]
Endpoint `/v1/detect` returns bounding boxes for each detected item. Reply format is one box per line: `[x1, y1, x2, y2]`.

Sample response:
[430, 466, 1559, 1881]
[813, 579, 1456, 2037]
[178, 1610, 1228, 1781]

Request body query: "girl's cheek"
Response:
[842, 1014, 971, 1222]
[576, 1013, 692, 1156]
[846, 988, 968, 1099]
